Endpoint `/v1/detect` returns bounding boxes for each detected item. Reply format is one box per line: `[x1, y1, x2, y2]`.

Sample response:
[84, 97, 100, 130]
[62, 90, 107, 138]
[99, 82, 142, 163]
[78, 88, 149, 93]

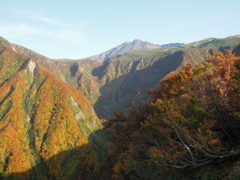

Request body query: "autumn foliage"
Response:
[2, 35, 240, 179]
[104, 51, 240, 179]
[0, 44, 101, 179]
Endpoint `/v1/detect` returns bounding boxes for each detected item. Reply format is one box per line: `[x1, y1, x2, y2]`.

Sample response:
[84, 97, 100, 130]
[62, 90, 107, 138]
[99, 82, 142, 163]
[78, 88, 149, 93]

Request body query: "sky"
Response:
[1, 0, 240, 59]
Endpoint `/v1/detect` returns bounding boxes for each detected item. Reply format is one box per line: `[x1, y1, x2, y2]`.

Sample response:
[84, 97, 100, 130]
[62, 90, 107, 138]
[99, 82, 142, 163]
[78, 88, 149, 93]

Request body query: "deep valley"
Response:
[1, 35, 240, 179]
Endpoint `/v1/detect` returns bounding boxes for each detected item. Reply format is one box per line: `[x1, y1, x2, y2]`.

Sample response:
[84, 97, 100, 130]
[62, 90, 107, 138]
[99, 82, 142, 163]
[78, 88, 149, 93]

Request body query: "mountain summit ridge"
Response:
[84, 39, 183, 62]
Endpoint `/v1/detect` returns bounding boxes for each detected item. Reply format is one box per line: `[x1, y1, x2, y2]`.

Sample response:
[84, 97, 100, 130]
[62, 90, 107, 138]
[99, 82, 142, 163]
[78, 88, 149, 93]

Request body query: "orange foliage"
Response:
[105, 51, 240, 179]
[0, 43, 101, 178]
[0, 73, 31, 177]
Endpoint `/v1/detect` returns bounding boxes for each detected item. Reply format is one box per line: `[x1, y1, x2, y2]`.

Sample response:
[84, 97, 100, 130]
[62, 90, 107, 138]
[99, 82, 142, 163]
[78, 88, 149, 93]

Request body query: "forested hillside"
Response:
[102, 50, 240, 179]
[2, 35, 240, 179]
[0, 38, 105, 179]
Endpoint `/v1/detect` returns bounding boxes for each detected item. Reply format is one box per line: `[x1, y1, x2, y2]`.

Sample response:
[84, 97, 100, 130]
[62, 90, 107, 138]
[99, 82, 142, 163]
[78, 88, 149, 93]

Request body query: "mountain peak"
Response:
[132, 39, 144, 42]
[83, 39, 184, 62]
[85, 39, 160, 62]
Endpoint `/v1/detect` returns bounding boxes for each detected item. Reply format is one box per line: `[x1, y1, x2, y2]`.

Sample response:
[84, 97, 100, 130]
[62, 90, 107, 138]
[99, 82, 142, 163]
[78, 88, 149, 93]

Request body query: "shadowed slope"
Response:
[0, 128, 108, 180]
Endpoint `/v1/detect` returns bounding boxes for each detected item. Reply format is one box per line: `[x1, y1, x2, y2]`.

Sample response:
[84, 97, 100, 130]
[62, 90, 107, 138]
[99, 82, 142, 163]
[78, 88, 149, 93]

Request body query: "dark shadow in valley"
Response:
[94, 44, 240, 120]
[70, 63, 79, 77]
[0, 128, 109, 180]
[92, 61, 110, 80]
[94, 51, 185, 119]
[233, 44, 240, 56]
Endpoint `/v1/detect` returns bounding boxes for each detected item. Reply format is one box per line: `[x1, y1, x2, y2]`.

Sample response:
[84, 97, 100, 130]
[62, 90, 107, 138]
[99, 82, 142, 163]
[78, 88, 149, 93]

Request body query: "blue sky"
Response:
[1, 0, 240, 59]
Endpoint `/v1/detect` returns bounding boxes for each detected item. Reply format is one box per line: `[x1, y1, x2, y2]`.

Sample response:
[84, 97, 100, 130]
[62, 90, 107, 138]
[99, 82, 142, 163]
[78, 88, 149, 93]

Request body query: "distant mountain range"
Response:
[84, 39, 183, 62]
[9, 35, 240, 119]
[1, 35, 240, 178]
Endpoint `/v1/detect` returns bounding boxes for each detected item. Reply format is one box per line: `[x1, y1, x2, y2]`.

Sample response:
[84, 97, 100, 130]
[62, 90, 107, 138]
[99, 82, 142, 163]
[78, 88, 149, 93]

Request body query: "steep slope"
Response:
[86, 36, 240, 118]
[68, 60, 103, 103]
[10, 43, 104, 109]
[92, 49, 210, 118]
[84, 39, 182, 62]
[103, 50, 240, 179]
[0, 38, 103, 179]
[11, 44, 72, 81]
[11, 44, 49, 63]
[8, 36, 240, 120]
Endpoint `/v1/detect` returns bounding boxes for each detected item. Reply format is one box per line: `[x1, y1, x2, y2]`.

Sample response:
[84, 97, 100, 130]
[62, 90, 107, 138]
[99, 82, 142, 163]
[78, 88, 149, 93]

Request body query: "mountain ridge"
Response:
[1, 35, 240, 179]
[83, 39, 183, 62]
[4, 36, 240, 119]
